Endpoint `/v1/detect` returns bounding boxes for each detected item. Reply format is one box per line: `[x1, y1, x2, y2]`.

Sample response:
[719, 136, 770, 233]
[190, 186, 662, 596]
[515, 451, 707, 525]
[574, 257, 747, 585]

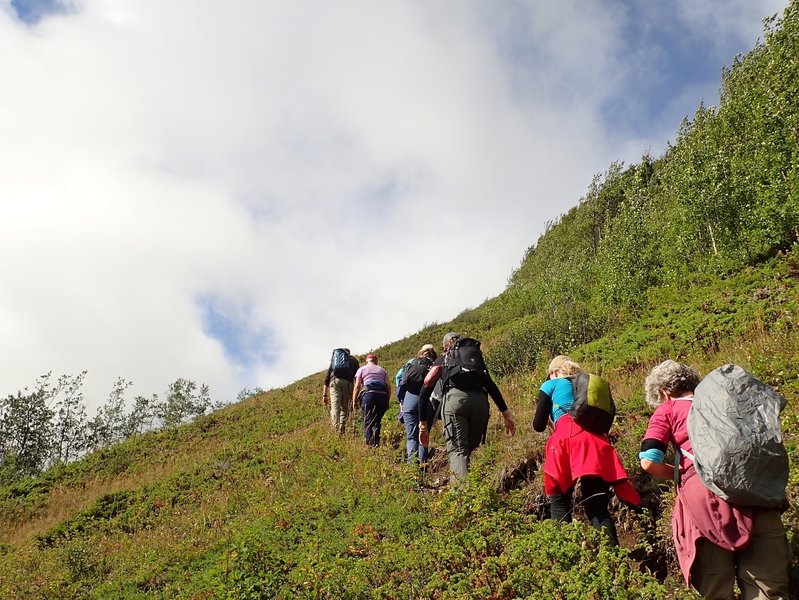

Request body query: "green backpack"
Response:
[569, 373, 615, 434]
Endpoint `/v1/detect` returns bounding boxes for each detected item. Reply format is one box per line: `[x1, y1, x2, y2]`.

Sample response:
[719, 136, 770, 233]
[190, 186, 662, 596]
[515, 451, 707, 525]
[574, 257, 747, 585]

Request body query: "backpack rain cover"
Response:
[688, 364, 788, 507]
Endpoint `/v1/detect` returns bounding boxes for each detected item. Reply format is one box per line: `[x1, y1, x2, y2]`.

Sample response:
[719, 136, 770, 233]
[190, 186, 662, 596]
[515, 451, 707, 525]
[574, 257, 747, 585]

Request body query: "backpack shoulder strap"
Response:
[673, 446, 694, 486]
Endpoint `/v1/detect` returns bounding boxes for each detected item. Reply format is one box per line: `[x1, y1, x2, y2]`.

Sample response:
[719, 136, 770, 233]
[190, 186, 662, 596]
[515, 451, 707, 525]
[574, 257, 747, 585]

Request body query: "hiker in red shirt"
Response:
[532, 355, 640, 546]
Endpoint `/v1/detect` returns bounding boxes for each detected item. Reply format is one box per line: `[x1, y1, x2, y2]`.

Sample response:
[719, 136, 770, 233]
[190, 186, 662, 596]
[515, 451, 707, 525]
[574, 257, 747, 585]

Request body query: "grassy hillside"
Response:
[1, 251, 797, 599]
[3, 2, 799, 598]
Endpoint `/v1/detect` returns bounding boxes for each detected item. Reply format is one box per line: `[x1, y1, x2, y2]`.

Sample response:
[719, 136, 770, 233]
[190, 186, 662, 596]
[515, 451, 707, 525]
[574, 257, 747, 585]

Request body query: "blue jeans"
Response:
[402, 391, 433, 464]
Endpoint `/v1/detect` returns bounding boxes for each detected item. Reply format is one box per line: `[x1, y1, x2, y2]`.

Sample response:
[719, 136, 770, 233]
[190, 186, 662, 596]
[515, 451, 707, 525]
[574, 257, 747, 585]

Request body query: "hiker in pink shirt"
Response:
[639, 360, 789, 600]
[352, 353, 390, 447]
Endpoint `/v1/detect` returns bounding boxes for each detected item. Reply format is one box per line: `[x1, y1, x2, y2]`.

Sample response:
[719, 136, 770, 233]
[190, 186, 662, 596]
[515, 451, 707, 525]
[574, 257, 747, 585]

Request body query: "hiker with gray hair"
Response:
[417, 332, 515, 479]
[640, 359, 790, 600]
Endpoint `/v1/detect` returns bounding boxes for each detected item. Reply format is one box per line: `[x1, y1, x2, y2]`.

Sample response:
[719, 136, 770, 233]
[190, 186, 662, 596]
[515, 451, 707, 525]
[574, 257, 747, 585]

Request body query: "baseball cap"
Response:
[420, 343, 435, 353]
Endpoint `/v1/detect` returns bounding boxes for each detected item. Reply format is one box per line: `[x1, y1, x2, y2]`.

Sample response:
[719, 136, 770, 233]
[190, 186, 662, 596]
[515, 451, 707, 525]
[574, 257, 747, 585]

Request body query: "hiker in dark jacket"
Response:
[352, 354, 390, 447]
[322, 349, 359, 435]
[400, 344, 437, 465]
[639, 360, 790, 599]
[532, 355, 639, 546]
[418, 332, 515, 479]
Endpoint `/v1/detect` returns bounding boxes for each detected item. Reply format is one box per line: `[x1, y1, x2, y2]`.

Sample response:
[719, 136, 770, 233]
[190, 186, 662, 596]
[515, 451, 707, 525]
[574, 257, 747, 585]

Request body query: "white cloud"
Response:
[0, 0, 789, 411]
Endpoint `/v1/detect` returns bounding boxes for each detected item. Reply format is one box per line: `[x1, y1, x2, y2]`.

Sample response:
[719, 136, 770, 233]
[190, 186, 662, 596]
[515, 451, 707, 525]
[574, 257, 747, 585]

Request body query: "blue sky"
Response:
[11, 0, 64, 24]
[0, 0, 790, 411]
[197, 295, 276, 375]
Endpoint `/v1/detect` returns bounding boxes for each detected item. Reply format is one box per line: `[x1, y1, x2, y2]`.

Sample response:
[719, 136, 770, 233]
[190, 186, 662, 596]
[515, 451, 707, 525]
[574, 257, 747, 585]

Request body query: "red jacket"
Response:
[544, 414, 640, 507]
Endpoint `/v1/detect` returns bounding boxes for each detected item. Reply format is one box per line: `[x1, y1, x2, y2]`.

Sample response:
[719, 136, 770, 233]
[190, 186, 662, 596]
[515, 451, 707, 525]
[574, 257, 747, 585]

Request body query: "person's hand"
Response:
[322, 394, 329, 406]
[419, 427, 429, 449]
[503, 411, 516, 436]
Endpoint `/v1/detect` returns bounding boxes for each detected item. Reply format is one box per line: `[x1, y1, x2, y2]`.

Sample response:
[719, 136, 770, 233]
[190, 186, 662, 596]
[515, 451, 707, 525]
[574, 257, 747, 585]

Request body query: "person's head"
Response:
[644, 360, 701, 407]
[366, 353, 378, 364]
[559, 360, 582, 377]
[442, 332, 460, 350]
[547, 355, 580, 379]
[418, 343, 437, 361]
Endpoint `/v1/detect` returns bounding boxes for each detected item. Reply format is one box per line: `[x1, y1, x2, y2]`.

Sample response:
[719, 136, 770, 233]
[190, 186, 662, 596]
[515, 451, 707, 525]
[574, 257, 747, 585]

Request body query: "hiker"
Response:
[532, 355, 640, 546]
[322, 348, 359, 435]
[417, 332, 515, 479]
[639, 360, 790, 599]
[399, 344, 438, 464]
[352, 353, 391, 447]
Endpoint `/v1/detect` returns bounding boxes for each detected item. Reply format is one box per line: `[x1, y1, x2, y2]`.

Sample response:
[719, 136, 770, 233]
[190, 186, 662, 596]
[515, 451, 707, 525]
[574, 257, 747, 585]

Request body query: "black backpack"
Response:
[443, 337, 487, 390]
[331, 348, 351, 378]
[401, 357, 433, 395]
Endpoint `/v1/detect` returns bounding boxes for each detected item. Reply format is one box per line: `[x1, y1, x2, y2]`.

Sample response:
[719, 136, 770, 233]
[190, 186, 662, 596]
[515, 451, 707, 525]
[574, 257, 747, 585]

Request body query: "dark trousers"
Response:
[441, 388, 490, 479]
[361, 391, 389, 447]
[549, 476, 619, 546]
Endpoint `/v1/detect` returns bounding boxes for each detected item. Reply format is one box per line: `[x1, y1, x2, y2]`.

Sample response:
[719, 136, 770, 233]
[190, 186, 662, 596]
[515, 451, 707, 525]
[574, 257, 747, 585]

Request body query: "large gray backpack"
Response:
[686, 364, 788, 507]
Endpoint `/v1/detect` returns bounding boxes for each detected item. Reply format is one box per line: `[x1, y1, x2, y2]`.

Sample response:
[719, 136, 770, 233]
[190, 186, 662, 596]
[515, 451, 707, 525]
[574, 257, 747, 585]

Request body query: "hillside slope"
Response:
[3, 1, 799, 598]
[1, 253, 797, 599]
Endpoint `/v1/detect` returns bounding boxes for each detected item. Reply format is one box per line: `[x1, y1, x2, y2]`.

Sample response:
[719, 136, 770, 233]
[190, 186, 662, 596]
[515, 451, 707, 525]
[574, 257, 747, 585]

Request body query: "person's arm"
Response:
[500, 410, 516, 436]
[532, 389, 553, 432]
[417, 365, 443, 448]
[639, 404, 677, 480]
[418, 390, 433, 445]
[482, 374, 515, 435]
[322, 367, 332, 406]
[482, 374, 507, 412]
[352, 376, 363, 410]
[395, 367, 406, 403]
[640, 458, 676, 480]
[418, 365, 442, 404]
[639, 439, 674, 479]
